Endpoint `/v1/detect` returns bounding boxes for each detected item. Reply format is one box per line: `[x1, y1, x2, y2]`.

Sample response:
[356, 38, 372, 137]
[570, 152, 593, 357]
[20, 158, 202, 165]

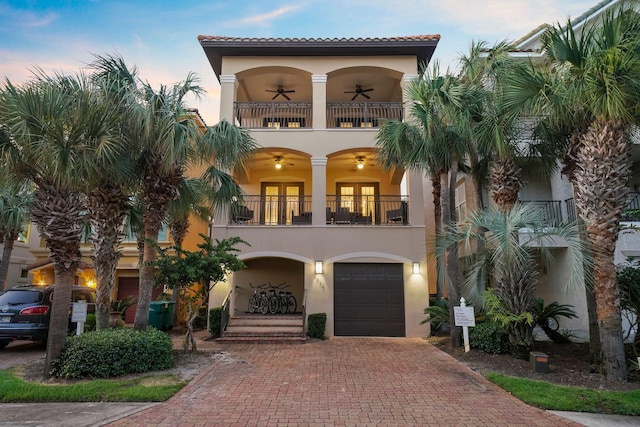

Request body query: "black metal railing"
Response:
[325, 195, 408, 225]
[221, 290, 232, 336]
[234, 102, 312, 128]
[230, 195, 313, 225]
[228, 195, 409, 225]
[565, 192, 640, 222]
[327, 102, 403, 128]
[520, 200, 563, 226]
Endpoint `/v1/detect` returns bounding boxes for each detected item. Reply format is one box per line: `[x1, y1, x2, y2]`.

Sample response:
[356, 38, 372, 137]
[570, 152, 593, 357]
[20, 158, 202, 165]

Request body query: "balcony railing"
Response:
[565, 192, 640, 222]
[228, 195, 409, 226]
[520, 200, 563, 226]
[327, 102, 403, 128]
[234, 102, 312, 128]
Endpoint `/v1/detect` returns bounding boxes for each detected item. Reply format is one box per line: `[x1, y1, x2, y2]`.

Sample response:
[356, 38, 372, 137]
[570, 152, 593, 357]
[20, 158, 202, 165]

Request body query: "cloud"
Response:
[0, 5, 58, 29]
[230, 4, 305, 27]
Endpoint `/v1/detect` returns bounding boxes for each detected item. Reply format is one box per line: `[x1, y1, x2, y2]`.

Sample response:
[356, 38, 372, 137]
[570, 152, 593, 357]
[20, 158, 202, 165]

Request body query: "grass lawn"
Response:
[486, 372, 640, 416]
[0, 369, 186, 402]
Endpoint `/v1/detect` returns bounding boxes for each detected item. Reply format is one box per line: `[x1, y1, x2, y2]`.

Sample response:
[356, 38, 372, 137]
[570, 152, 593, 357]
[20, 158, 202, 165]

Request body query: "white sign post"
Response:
[71, 301, 88, 336]
[454, 297, 476, 353]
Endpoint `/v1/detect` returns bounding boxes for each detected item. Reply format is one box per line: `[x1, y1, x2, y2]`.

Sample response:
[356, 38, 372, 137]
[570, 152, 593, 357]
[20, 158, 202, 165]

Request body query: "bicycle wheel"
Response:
[287, 295, 297, 314]
[269, 296, 279, 314]
[547, 317, 559, 331]
[279, 295, 288, 314]
[248, 295, 257, 313]
[259, 295, 269, 315]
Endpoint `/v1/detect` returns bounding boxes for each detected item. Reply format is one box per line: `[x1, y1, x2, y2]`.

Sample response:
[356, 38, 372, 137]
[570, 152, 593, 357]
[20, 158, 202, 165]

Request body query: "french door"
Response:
[337, 183, 379, 221]
[261, 182, 304, 225]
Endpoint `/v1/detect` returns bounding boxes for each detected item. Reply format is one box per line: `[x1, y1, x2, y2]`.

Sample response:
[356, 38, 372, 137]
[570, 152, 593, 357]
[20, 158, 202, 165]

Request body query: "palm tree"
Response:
[0, 179, 33, 290]
[436, 203, 588, 357]
[89, 55, 257, 331]
[0, 72, 122, 376]
[503, 8, 640, 381]
[377, 63, 474, 345]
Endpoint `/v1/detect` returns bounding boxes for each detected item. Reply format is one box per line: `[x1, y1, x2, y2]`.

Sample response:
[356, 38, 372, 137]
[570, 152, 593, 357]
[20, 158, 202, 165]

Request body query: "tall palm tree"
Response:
[503, 8, 640, 381]
[0, 73, 122, 376]
[0, 178, 33, 290]
[377, 64, 474, 345]
[90, 55, 257, 331]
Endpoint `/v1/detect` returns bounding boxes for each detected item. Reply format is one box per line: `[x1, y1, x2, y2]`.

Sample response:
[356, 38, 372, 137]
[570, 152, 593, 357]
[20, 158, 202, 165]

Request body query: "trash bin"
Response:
[163, 301, 175, 330]
[148, 301, 166, 330]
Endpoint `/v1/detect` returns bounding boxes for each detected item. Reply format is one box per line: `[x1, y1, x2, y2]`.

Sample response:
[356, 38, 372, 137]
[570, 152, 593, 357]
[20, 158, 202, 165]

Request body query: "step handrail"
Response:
[302, 291, 307, 338]
[221, 290, 232, 336]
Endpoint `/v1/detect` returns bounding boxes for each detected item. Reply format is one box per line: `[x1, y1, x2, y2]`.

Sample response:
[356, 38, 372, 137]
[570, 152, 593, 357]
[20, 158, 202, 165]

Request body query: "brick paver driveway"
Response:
[109, 338, 579, 426]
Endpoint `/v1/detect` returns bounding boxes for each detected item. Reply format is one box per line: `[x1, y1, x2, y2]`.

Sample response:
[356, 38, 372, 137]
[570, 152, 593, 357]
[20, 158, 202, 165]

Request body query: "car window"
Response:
[73, 290, 96, 304]
[0, 290, 43, 305]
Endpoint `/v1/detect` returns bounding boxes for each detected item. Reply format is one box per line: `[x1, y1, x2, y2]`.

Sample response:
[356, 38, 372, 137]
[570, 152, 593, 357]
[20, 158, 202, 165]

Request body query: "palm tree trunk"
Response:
[431, 176, 443, 299]
[563, 129, 602, 363]
[489, 156, 522, 211]
[441, 169, 462, 347]
[0, 232, 16, 290]
[133, 221, 161, 331]
[574, 119, 629, 381]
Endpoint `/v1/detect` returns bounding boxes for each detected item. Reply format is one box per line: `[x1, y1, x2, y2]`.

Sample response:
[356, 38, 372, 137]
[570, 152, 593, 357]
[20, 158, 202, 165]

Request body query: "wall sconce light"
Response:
[315, 261, 323, 274]
[412, 262, 420, 275]
[86, 279, 97, 288]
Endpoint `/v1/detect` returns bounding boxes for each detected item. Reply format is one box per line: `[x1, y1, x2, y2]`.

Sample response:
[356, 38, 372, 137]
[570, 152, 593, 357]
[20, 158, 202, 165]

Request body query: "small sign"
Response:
[454, 306, 476, 327]
[71, 301, 88, 323]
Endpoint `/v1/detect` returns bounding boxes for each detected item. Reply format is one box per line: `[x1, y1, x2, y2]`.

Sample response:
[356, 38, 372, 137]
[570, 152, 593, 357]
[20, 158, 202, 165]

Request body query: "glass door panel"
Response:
[261, 182, 304, 225]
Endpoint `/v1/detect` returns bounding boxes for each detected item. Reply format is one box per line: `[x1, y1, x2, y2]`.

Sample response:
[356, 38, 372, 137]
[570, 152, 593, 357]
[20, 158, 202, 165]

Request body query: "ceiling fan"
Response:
[266, 85, 295, 100]
[344, 85, 374, 100]
[272, 156, 295, 169]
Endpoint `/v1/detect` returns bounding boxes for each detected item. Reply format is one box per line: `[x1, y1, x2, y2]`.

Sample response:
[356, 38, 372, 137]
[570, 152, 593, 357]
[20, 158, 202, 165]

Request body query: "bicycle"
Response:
[247, 283, 269, 315]
[273, 282, 297, 314]
[266, 282, 283, 315]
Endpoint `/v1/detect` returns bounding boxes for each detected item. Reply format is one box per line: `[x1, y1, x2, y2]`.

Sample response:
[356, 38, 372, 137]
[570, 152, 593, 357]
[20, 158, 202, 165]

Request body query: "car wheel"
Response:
[0, 340, 11, 350]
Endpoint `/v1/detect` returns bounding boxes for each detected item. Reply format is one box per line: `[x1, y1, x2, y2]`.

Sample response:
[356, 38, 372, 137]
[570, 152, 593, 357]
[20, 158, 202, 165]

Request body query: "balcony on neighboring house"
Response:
[519, 200, 564, 227]
[229, 195, 409, 226]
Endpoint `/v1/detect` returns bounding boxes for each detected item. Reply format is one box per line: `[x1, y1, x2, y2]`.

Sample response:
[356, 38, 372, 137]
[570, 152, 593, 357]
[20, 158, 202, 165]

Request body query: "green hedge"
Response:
[469, 321, 510, 354]
[208, 306, 225, 339]
[51, 328, 174, 379]
[307, 313, 327, 339]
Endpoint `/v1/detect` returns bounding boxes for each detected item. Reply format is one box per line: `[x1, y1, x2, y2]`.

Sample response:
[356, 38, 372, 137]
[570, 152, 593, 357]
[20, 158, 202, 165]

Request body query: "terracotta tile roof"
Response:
[197, 35, 440, 42]
[198, 35, 440, 80]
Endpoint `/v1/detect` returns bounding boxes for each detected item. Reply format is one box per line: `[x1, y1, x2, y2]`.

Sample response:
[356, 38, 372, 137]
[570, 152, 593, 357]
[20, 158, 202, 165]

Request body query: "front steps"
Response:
[217, 313, 306, 344]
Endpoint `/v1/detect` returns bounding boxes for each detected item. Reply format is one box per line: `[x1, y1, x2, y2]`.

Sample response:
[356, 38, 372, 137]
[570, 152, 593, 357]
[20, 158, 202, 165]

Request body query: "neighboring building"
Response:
[197, 35, 440, 337]
[463, 0, 640, 340]
[0, 223, 37, 291]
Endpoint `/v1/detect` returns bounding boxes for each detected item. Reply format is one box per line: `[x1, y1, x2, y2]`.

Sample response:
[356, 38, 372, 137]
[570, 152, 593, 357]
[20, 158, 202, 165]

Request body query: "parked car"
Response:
[0, 284, 96, 349]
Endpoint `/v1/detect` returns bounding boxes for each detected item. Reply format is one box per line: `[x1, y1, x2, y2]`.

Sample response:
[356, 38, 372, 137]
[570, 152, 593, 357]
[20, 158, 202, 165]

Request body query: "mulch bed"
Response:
[427, 335, 640, 391]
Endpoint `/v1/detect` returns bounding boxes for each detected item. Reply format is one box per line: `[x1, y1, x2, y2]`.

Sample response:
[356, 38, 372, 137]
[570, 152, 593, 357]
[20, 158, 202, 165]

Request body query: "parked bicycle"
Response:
[247, 283, 269, 315]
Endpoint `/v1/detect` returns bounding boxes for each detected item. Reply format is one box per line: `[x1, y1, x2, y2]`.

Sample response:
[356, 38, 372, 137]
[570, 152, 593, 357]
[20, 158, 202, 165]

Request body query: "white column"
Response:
[407, 170, 426, 226]
[219, 75, 238, 123]
[401, 74, 419, 122]
[312, 74, 327, 129]
[311, 156, 328, 225]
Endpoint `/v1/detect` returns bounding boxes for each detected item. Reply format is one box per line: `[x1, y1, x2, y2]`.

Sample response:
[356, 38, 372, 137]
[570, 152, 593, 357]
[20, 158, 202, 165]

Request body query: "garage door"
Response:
[334, 263, 405, 336]
[117, 277, 163, 324]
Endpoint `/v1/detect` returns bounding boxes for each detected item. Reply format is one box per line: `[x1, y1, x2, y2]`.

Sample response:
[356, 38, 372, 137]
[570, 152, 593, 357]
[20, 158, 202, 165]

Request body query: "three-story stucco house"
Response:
[198, 35, 440, 338]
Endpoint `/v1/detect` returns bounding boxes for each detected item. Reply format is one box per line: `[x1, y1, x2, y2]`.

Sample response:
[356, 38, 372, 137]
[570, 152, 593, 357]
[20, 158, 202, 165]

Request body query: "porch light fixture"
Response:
[412, 262, 420, 275]
[315, 261, 323, 274]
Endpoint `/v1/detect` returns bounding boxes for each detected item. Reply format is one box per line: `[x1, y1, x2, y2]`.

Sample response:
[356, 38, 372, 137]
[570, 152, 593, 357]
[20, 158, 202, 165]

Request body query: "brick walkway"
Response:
[109, 338, 580, 427]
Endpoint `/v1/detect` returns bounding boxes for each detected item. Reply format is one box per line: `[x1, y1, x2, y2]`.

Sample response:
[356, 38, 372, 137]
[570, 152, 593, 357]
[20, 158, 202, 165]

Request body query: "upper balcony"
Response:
[223, 64, 407, 131]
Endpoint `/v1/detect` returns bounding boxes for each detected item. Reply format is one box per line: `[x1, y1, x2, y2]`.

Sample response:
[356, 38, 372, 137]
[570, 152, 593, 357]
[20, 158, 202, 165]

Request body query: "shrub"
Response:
[51, 328, 174, 379]
[469, 321, 510, 354]
[193, 307, 208, 330]
[307, 313, 327, 339]
[421, 298, 450, 332]
[208, 306, 225, 339]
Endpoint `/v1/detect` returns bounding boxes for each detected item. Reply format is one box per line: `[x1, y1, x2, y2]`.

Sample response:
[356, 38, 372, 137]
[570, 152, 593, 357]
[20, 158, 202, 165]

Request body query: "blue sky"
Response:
[1, 0, 594, 124]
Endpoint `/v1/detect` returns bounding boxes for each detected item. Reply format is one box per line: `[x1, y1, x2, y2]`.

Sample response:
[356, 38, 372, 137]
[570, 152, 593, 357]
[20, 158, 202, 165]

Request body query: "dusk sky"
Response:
[1, 1, 594, 124]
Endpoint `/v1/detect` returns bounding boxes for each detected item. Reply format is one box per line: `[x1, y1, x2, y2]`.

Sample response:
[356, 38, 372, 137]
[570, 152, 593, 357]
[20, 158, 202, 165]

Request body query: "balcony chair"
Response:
[231, 205, 254, 224]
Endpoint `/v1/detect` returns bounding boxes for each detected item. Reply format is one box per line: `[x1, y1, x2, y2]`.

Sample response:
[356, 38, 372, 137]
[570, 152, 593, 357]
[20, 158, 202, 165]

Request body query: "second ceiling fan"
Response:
[266, 85, 295, 100]
[345, 84, 373, 100]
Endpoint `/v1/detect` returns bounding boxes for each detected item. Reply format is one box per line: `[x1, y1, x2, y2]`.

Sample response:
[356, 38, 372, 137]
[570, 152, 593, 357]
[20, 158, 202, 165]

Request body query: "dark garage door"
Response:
[334, 263, 405, 337]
